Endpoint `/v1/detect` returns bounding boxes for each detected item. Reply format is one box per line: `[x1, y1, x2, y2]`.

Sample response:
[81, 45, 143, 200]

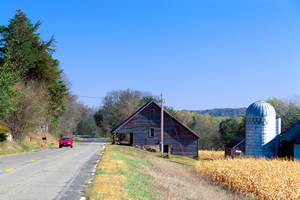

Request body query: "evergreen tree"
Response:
[0, 10, 68, 124]
[0, 10, 68, 140]
[0, 10, 39, 79]
[0, 60, 17, 115]
[219, 117, 240, 144]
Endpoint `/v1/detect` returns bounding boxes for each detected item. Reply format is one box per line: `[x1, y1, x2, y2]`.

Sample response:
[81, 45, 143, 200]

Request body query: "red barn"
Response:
[111, 101, 199, 157]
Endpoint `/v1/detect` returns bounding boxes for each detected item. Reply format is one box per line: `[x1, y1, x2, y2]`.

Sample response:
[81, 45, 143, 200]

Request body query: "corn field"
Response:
[198, 150, 224, 160]
[196, 157, 300, 200]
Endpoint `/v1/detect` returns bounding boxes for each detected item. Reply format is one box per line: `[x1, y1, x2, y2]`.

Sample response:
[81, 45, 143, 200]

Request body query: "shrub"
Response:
[0, 132, 7, 142]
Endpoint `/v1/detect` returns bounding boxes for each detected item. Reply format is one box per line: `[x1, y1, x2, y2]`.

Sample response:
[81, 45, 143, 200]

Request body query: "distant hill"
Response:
[186, 107, 247, 117]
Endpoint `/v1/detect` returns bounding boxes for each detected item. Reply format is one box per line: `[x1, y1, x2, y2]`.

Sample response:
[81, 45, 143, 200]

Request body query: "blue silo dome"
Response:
[246, 101, 276, 118]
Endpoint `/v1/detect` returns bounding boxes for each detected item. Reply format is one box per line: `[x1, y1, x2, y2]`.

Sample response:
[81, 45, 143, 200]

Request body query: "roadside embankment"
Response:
[86, 144, 154, 200]
[0, 132, 58, 157]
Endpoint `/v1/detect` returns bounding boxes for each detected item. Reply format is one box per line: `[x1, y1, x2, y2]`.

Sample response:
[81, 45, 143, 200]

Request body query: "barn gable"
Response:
[111, 101, 199, 157]
[111, 101, 154, 134]
[111, 101, 199, 138]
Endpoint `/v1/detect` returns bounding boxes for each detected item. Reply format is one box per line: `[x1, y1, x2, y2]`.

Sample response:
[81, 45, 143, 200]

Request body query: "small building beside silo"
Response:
[280, 120, 300, 160]
[245, 101, 281, 158]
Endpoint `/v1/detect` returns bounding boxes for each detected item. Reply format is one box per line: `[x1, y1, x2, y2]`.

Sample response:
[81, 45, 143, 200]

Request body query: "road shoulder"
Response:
[55, 143, 105, 200]
[86, 144, 245, 200]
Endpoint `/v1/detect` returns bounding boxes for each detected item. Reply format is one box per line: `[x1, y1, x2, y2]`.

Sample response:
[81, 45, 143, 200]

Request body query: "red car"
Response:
[59, 137, 73, 148]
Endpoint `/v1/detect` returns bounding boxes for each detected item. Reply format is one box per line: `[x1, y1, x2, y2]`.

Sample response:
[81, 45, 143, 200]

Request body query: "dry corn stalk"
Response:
[196, 157, 300, 200]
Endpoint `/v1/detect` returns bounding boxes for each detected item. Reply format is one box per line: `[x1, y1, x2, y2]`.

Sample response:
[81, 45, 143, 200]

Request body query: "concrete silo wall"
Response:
[246, 116, 276, 157]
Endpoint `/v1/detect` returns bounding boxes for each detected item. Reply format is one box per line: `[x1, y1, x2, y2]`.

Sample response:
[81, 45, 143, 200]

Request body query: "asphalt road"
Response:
[0, 138, 106, 200]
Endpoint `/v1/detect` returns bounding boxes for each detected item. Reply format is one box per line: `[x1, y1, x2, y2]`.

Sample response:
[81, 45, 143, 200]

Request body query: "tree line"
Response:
[190, 107, 247, 117]
[93, 90, 300, 149]
[92, 89, 223, 149]
[0, 10, 99, 141]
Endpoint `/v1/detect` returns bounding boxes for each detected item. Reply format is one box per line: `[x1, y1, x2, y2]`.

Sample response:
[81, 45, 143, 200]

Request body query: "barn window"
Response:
[149, 109, 154, 120]
[149, 128, 154, 137]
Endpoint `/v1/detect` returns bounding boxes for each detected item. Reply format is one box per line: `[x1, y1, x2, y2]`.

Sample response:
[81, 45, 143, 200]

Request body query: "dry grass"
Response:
[198, 150, 225, 160]
[25, 132, 58, 146]
[196, 157, 300, 200]
[88, 145, 246, 200]
[0, 132, 58, 157]
[89, 147, 299, 199]
[86, 145, 154, 200]
[144, 155, 245, 200]
[88, 157, 128, 200]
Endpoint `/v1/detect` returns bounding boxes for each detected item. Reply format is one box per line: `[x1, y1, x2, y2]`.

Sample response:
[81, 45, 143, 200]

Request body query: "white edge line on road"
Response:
[81, 142, 106, 200]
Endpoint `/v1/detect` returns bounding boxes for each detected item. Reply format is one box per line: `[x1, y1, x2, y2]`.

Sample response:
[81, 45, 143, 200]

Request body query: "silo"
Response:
[245, 101, 276, 157]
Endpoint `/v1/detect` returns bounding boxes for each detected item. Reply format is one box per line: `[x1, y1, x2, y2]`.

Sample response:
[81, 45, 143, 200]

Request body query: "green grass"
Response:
[100, 145, 196, 198]
[87, 145, 156, 200]
[110, 146, 155, 200]
[0, 149, 19, 155]
[19, 143, 44, 151]
[0, 141, 56, 156]
[88, 145, 207, 200]
[117, 145, 198, 167]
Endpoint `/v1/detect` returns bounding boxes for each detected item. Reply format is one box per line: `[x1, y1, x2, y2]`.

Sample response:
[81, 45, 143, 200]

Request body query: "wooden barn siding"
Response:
[117, 103, 198, 157]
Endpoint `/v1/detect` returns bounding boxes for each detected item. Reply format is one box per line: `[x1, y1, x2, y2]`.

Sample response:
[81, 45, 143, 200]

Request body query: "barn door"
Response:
[163, 145, 169, 153]
[130, 133, 133, 145]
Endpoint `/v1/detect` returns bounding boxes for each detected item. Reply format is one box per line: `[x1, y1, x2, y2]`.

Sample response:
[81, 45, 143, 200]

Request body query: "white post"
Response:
[161, 92, 164, 156]
[276, 118, 281, 135]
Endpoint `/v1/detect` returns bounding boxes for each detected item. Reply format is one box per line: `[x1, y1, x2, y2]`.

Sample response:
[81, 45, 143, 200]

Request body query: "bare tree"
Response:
[2, 82, 48, 141]
[94, 89, 152, 136]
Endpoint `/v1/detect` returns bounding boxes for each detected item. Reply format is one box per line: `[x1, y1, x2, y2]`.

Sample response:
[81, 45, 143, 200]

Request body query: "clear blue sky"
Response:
[2, 0, 300, 110]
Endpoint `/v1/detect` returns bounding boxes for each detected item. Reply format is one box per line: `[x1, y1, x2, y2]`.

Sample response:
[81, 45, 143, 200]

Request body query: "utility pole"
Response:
[161, 92, 164, 156]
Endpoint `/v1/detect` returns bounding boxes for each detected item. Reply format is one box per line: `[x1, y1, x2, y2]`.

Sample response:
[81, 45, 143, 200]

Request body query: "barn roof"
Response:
[111, 101, 199, 138]
[225, 137, 245, 148]
[111, 101, 153, 134]
[281, 120, 300, 143]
